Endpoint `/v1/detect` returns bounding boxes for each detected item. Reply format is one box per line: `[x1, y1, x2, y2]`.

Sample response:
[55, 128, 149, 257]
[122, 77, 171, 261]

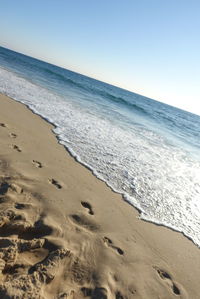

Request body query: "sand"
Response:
[0, 93, 200, 299]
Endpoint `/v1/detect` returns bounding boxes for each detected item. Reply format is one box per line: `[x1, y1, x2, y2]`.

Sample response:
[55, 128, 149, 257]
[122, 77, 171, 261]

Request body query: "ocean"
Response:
[0, 46, 200, 246]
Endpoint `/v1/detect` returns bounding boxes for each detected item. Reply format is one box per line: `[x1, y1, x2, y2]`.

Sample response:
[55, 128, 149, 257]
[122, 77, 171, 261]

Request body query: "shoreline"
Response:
[0, 93, 200, 298]
[3, 93, 197, 249]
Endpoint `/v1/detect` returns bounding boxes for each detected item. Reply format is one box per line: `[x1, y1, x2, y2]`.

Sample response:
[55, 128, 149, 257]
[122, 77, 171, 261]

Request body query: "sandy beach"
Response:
[0, 93, 199, 299]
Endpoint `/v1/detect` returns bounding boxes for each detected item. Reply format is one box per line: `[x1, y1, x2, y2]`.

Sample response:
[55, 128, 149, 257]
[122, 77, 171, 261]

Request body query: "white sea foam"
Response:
[1, 66, 200, 246]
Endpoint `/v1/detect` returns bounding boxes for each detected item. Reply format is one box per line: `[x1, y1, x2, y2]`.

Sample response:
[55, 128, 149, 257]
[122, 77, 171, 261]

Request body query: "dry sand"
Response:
[0, 93, 200, 299]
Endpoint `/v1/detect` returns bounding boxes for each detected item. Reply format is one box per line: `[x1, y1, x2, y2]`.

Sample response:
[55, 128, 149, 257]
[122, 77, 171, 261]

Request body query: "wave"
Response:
[36, 65, 150, 117]
[45, 72, 149, 116]
[100, 91, 148, 114]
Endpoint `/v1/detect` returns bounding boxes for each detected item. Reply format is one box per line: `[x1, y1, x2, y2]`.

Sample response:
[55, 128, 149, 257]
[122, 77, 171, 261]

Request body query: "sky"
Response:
[0, 0, 200, 115]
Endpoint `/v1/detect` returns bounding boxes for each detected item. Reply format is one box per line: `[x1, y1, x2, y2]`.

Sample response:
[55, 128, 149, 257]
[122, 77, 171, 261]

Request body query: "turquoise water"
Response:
[0, 46, 200, 246]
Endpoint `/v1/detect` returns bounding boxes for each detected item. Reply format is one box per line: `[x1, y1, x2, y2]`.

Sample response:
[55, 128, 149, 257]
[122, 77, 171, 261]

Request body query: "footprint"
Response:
[156, 268, 181, 296]
[103, 237, 124, 256]
[116, 291, 126, 299]
[0, 182, 10, 196]
[48, 179, 62, 189]
[0, 123, 6, 127]
[15, 203, 28, 210]
[157, 269, 171, 280]
[9, 133, 17, 138]
[11, 145, 21, 152]
[81, 201, 94, 215]
[32, 160, 42, 168]
[69, 214, 99, 232]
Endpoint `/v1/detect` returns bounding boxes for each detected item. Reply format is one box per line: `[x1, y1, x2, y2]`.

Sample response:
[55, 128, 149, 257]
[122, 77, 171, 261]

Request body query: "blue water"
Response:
[1, 46, 200, 246]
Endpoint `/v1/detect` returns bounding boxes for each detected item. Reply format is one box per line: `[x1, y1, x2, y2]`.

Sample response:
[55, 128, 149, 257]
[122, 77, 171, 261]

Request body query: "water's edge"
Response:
[3, 92, 198, 249]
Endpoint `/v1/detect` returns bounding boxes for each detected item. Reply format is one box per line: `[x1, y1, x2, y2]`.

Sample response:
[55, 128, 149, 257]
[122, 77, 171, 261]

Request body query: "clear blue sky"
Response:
[0, 0, 200, 114]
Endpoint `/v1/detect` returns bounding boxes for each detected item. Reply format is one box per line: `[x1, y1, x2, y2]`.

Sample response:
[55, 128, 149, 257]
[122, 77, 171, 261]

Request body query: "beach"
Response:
[0, 93, 200, 298]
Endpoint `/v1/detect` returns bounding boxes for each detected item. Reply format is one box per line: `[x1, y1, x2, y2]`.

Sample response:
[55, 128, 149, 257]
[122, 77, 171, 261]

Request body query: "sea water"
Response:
[0, 46, 200, 246]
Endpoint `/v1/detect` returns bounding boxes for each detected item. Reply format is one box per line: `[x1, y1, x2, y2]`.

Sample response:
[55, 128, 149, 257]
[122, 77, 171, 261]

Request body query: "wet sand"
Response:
[0, 93, 200, 298]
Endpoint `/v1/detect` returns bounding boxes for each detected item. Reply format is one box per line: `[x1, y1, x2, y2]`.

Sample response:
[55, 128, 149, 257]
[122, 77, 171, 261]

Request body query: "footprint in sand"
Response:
[32, 160, 42, 168]
[9, 133, 17, 138]
[69, 214, 99, 232]
[115, 290, 129, 298]
[103, 237, 124, 256]
[0, 182, 10, 196]
[156, 267, 181, 296]
[0, 123, 6, 127]
[11, 144, 21, 152]
[48, 179, 62, 189]
[81, 201, 94, 215]
[15, 203, 32, 210]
